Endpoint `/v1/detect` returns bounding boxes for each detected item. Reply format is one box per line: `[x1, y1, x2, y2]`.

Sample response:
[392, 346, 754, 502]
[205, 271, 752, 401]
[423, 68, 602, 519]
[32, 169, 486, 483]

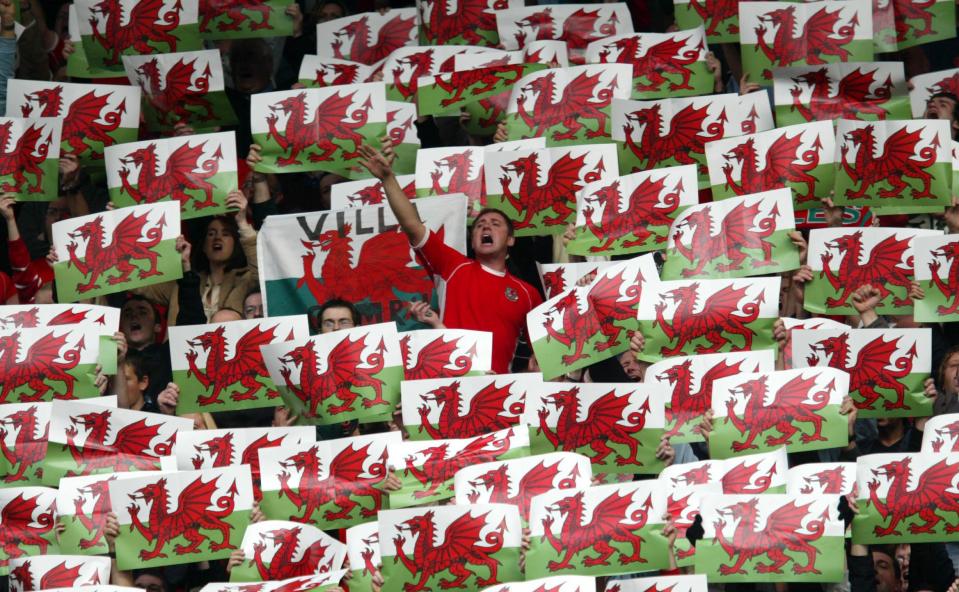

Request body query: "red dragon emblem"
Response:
[418, 0, 500, 45]
[840, 124, 937, 200]
[10, 558, 96, 590]
[0, 492, 55, 562]
[465, 459, 581, 517]
[722, 458, 779, 494]
[513, 7, 619, 61]
[342, 178, 415, 207]
[868, 456, 959, 536]
[277, 443, 386, 523]
[118, 141, 222, 209]
[0, 121, 51, 195]
[0, 306, 107, 329]
[927, 71, 959, 99]
[66, 211, 166, 293]
[86, 0, 183, 66]
[390, 49, 436, 100]
[891, 0, 938, 43]
[393, 509, 509, 591]
[669, 462, 714, 487]
[251, 525, 336, 580]
[64, 409, 173, 475]
[135, 57, 217, 126]
[597, 35, 701, 93]
[653, 283, 765, 357]
[0, 406, 48, 482]
[20, 86, 126, 159]
[623, 102, 725, 173]
[314, 62, 365, 87]
[686, 0, 738, 37]
[331, 13, 416, 65]
[429, 149, 484, 204]
[400, 334, 477, 381]
[790, 67, 895, 121]
[713, 497, 828, 575]
[659, 357, 746, 439]
[0, 331, 84, 403]
[931, 419, 959, 453]
[186, 324, 280, 406]
[799, 466, 848, 494]
[499, 151, 603, 230]
[818, 231, 913, 309]
[515, 70, 617, 141]
[432, 62, 525, 109]
[753, 5, 857, 79]
[929, 240, 959, 315]
[71, 476, 115, 550]
[404, 432, 514, 500]
[416, 380, 523, 439]
[266, 91, 372, 167]
[582, 177, 682, 252]
[722, 132, 822, 203]
[200, 0, 273, 33]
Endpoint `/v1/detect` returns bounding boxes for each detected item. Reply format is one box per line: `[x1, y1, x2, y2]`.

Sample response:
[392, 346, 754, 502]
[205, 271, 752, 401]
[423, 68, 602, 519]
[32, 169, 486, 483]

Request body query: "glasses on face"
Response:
[244, 305, 263, 318]
[321, 318, 355, 330]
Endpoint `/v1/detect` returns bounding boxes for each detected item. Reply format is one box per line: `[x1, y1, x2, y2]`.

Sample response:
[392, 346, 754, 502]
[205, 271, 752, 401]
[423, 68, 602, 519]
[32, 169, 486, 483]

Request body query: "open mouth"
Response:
[212, 240, 224, 253]
[480, 233, 493, 245]
[130, 321, 143, 332]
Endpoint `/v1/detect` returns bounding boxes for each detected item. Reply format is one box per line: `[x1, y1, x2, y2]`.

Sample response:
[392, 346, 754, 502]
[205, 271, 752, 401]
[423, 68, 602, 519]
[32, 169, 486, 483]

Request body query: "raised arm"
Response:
[357, 145, 426, 245]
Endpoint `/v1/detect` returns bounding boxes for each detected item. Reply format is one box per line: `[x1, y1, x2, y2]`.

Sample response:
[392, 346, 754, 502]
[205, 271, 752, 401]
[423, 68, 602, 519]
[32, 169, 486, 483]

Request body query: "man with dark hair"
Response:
[358, 145, 542, 373]
[316, 298, 360, 333]
[925, 91, 959, 141]
[119, 296, 173, 408]
[242, 288, 263, 319]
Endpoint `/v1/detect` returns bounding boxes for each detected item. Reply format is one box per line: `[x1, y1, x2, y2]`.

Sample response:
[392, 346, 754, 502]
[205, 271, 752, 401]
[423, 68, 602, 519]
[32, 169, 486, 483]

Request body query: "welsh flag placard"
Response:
[55, 473, 141, 555]
[231, 519, 346, 582]
[419, 0, 521, 47]
[647, 350, 776, 443]
[199, 0, 294, 40]
[873, 0, 956, 52]
[663, 188, 799, 280]
[527, 482, 670, 577]
[636, 277, 780, 362]
[853, 453, 959, 543]
[388, 427, 528, 508]
[612, 92, 775, 184]
[330, 174, 415, 210]
[496, 3, 633, 64]
[674, 0, 739, 43]
[298, 56, 372, 89]
[923, 414, 959, 453]
[173, 426, 315, 482]
[584, 28, 713, 99]
[387, 101, 420, 174]
[109, 466, 254, 570]
[106, 132, 238, 219]
[739, 0, 873, 85]
[0, 117, 60, 201]
[523, 382, 667, 475]
[258, 432, 400, 530]
[66, 6, 113, 79]
[804, 227, 942, 315]
[484, 143, 618, 236]
[696, 494, 844, 581]
[5, 80, 141, 163]
[400, 329, 493, 380]
[261, 323, 403, 425]
[528, 255, 658, 380]
[7, 554, 110, 590]
[537, 261, 614, 299]
[834, 119, 952, 212]
[773, 62, 909, 126]
[250, 83, 386, 177]
[914, 234, 959, 322]
[123, 50, 238, 131]
[704, 121, 836, 209]
[414, 145, 486, 212]
[709, 367, 849, 459]
[504, 65, 633, 146]
[0, 327, 100, 404]
[0, 403, 50, 486]
[786, 462, 856, 496]
[568, 166, 698, 256]
[418, 60, 546, 117]
[169, 316, 308, 414]
[345, 522, 381, 592]
[908, 67, 959, 117]
[315, 9, 418, 65]
[52, 202, 182, 303]
[791, 327, 932, 418]
[381, 45, 497, 104]
[660, 448, 790, 494]
[0, 487, 59, 575]
[74, 0, 200, 73]
[400, 373, 538, 440]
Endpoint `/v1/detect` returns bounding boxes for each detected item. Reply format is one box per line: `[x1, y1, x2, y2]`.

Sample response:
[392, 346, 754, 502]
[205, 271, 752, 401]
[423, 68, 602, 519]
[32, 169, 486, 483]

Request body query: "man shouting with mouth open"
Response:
[358, 145, 542, 374]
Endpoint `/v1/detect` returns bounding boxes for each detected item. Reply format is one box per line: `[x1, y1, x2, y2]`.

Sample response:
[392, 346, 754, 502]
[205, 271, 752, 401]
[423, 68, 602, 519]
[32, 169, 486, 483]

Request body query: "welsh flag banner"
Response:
[834, 119, 952, 213]
[482, 576, 597, 592]
[663, 483, 720, 567]
[453, 452, 593, 522]
[908, 67, 959, 117]
[674, 0, 739, 43]
[804, 227, 942, 315]
[298, 56, 372, 88]
[696, 493, 844, 582]
[914, 234, 959, 322]
[0, 117, 60, 201]
[663, 189, 798, 279]
[853, 452, 959, 543]
[608, 575, 708, 592]
[52, 202, 182, 303]
[0, 403, 50, 487]
[773, 62, 909, 126]
[636, 277, 781, 363]
[256, 195, 466, 329]
[202, 573, 346, 592]
[380, 504, 522, 592]
[527, 481, 670, 578]
[66, 6, 113, 79]
[388, 427, 528, 508]
[315, 9, 418, 65]
[923, 414, 959, 452]
[250, 83, 386, 177]
[419, 0, 521, 46]
[528, 255, 658, 380]
[400, 373, 539, 440]
[873, 0, 955, 52]
[169, 316, 308, 414]
[174, 427, 316, 473]
[44, 399, 192, 486]
[739, 0, 873, 85]
[5, 80, 141, 163]
[709, 367, 849, 459]
[704, 120, 836, 209]
[345, 522, 381, 592]
[786, 462, 856, 496]
[261, 323, 404, 425]
[584, 28, 713, 99]
[496, 3, 634, 64]
[230, 519, 346, 582]
[414, 145, 486, 212]
[504, 65, 633, 146]
[74, 0, 201, 74]
[109, 466, 254, 570]
[381, 45, 497, 104]
[55, 473, 141, 555]
[105, 132, 238, 219]
[660, 448, 789, 494]
[646, 350, 776, 443]
[387, 101, 419, 174]
[790, 327, 932, 418]
[0, 487, 59, 575]
[7, 554, 110, 591]
[124, 50, 237, 131]
[484, 143, 619, 236]
[537, 261, 614, 299]
[0, 326, 100, 404]
[400, 329, 493, 380]
[523, 383, 667, 475]
[778, 316, 848, 370]
[612, 92, 775, 184]
[568, 165, 699, 256]
[199, 0, 294, 40]
[418, 59, 546, 117]
[330, 174, 416, 210]
[258, 432, 399, 530]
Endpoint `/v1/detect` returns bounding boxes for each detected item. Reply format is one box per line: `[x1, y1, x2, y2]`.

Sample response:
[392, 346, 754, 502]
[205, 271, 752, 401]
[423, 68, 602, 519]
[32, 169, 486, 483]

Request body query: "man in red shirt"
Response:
[358, 145, 542, 373]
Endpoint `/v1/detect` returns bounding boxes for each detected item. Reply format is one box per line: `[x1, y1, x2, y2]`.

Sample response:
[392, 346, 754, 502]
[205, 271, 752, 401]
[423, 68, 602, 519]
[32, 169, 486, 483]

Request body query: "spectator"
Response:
[242, 288, 264, 320]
